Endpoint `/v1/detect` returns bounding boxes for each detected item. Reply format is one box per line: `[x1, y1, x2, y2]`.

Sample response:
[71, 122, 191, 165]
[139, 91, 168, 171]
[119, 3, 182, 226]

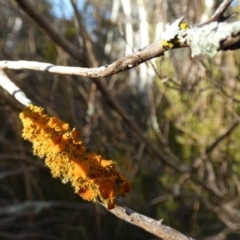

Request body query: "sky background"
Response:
[50, 0, 84, 19]
[50, 0, 239, 20]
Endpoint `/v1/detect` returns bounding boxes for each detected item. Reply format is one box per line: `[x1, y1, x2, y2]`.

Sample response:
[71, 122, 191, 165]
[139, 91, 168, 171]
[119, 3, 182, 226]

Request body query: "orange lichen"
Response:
[106, 201, 116, 210]
[98, 178, 116, 200]
[70, 159, 89, 179]
[78, 145, 86, 154]
[48, 117, 60, 128]
[100, 159, 114, 168]
[49, 117, 69, 132]
[79, 187, 95, 201]
[19, 104, 131, 209]
[50, 135, 62, 144]
[71, 128, 82, 144]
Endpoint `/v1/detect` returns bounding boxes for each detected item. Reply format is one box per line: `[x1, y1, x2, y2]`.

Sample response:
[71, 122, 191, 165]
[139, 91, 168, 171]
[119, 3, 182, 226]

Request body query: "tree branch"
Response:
[197, 0, 234, 27]
[0, 18, 239, 76]
[1, 22, 240, 77]
[15, 0, 86, 64]
[0, 69, 31, 106]
[1, 1, 238, 239]
[109, 201, 195, 240]
[12, 0, 240, 76]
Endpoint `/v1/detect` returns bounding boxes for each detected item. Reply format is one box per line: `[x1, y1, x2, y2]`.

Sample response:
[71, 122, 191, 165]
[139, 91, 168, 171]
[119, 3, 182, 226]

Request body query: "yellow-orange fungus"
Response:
[51, 134, 69, 153]
[71, 128, 82, 145]
[107, 200, 116, 210]
[78, 146, 86, 154]
[70, 160, 89, 179]
[48, 117, 60, 128]
[98, 178, 116, 200]
[48, 117, 69, 132]
[79, 187, 94, 201]
[88, 152, 97, 160]
[49, 135, 62, 153]
[100, 159, 114, 168]
[71, 128, 81, 140]
[60, 133, 69, 145]
[96, 155, 107, 165]
[19, 104, 131, 209]
[50, 135, 62, 144]
[56, 122, 69, 132]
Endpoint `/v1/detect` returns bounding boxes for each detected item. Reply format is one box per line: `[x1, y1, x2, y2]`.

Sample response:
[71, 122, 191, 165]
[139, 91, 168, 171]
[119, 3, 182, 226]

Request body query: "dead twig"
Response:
[109, 200, 195, 240]
[197, 0, 235, 27]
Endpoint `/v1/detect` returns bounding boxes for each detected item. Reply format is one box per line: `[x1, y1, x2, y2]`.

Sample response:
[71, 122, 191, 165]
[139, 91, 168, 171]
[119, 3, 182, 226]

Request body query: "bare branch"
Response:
[1, 22, 240, 79]
[0, 199, 195, 239]
[0, 41, 163, 77]
[109, 201, 195, 240]
[15, 0, 86, 64]
[0, 22, 238, 76]
[11, 0, 240, 76]
[70, 0, 98, 67]
[0, 69, 32, 106]
[197, 0, 234, 27]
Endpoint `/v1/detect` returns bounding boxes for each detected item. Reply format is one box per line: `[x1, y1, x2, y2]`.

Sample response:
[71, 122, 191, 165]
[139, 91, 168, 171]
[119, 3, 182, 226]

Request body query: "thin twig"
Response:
[0, 69, 31, 106]
[193, 118, 240, 168]
[15, 0, 86, 64]
[109, 200, 195, 240]
[197, 0, 234, 27]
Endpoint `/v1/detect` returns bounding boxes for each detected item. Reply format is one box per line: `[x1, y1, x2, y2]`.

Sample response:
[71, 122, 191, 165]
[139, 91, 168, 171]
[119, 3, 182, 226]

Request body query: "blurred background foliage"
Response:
[1, 0, 240, 239]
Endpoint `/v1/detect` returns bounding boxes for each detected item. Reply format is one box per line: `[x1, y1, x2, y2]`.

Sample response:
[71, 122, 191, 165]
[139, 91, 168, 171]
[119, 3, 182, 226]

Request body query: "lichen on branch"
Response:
[161, 16, 189, 49]
[19, 105, 131, 209]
